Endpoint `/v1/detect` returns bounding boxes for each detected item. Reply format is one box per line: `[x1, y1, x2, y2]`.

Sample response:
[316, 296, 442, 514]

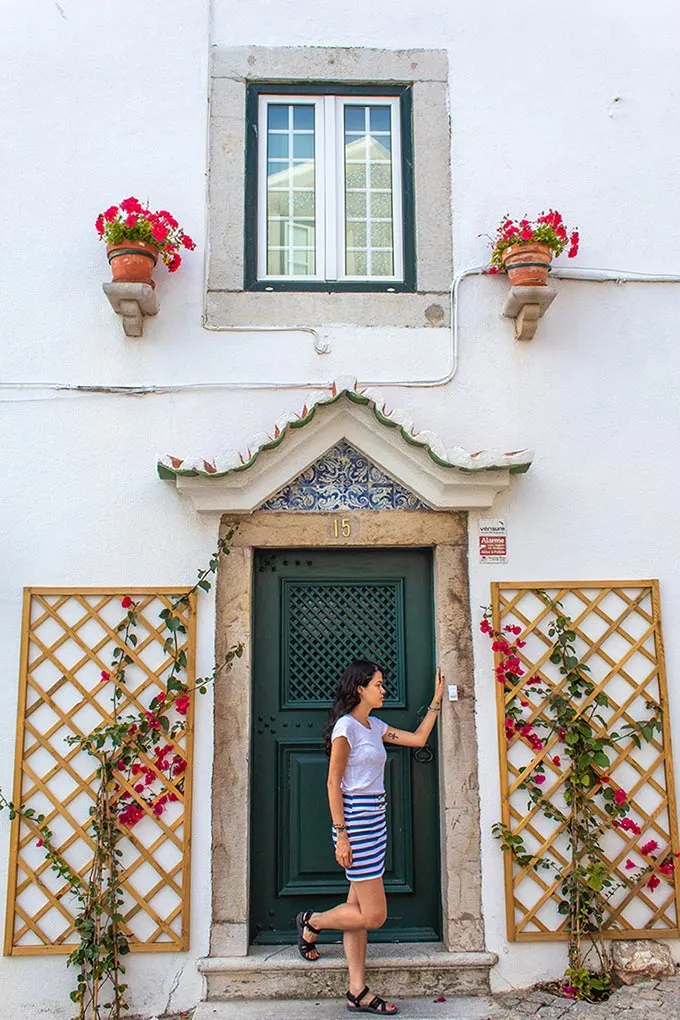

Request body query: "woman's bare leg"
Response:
[343, 884, 367, 998]
[308, 876, 386, 934]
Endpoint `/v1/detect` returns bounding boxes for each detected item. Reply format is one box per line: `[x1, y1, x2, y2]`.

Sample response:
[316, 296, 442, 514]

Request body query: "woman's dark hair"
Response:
[323, 659, 382, 755]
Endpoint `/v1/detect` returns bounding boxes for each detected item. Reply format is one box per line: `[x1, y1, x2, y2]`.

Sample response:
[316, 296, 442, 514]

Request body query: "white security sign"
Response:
[479, 518, 507, 563]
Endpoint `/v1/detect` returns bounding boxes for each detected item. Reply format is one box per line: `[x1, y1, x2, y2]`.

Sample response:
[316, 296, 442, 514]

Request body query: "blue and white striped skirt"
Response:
[332, 793, 387, 882]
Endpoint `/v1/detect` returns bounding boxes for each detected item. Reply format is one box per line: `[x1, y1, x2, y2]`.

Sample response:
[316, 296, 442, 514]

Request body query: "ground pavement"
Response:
[188, 973, 680, 1020]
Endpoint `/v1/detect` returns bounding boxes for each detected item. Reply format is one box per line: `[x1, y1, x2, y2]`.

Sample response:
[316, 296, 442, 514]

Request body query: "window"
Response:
[245, 85, 415, 291]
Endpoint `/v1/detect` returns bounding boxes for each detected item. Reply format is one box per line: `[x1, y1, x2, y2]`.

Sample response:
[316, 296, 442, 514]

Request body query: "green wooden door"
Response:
[250, 548, 441, 944]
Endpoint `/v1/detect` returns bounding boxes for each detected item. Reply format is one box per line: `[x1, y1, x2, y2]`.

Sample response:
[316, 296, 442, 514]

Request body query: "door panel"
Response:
[250, 548, 441, 944]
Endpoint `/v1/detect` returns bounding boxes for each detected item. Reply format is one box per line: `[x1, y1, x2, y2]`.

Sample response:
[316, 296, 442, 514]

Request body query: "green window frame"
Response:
[244, 83, 416, 292]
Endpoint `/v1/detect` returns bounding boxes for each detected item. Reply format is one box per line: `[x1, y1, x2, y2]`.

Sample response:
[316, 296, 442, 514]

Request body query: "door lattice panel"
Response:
[282, 580, 406, 707]
[4, 587, 196, 955]
[492, 581, 680, 941]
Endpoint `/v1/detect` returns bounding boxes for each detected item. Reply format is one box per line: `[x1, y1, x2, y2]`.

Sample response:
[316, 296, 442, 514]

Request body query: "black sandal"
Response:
[347, 986, 398, 1014]
[295, 910, 321, 961]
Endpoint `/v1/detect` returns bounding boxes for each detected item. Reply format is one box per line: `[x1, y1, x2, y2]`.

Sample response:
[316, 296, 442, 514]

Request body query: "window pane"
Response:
[293, 106, 314, 129]
[266, 103, 316, 276]
[343, 103, 395, 278]
[267, 105, 289, 130]
[369, 106, 391, 132]
[344, 106, 366, 133]
[346, 251, 368, 275]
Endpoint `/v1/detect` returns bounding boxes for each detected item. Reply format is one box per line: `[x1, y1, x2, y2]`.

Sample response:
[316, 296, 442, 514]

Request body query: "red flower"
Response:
[535, 774, 546, 784]
[640, 840, 659, 856]
[648, 875, 661, 891]
[134, 784, 145, 794]
[614, 789, 627, 805]
[492, 640, 511, 654]
[659, 860, 674, 876]
[157, 209, 179, 228]
[151, 222, 169, 244]
[480, 619, 492, 634]
[100, 670, 110, 682]
[103, 205, 118, 222]
[125, 213, 138, 228]
[144, 711, 161, 730]
[620, 817, 642, 835]
[558, 727, 566, 740]
[182, 234, 196, 250]
[175, 695, 190, 715]
[156, 692, 166, 703]
[552, 756, 561, 767]
[520, 227, 533, 241]
[153, 803, 164, 817]
[173, 757, 187, 776]
[599, 775, 610, 784]
[486, 266, 501, 274]
[36, 838, 44, 848]
[117, 760, 127, 772]
[167, 253, 181, 272]
[120, 196, 143, 214]
[561, 985, 577, 1000]
[121, 596, 133, 609]
[168, 792, 178, 802]
[95, 214, 104, 235]
[625, 858, 636, 869]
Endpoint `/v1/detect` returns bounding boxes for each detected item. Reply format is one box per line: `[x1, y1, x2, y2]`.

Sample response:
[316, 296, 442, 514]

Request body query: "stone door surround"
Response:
[211, 510, 484, 957]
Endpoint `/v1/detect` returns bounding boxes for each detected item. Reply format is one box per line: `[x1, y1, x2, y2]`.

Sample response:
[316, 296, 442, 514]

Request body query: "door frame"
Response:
[210, 510, 484, 957]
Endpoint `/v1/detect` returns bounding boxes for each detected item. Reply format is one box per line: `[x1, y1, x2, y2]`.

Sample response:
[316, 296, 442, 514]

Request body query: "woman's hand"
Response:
[335, 831, 352, 869]
[431, 666, 445, 708]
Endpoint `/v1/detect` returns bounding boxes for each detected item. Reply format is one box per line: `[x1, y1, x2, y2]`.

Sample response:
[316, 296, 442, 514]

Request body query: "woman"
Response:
[296, 659, 444, 1016]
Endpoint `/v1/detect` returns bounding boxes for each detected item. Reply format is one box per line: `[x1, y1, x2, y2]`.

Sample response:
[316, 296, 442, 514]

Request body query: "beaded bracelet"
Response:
[427, 704, 441, 713]
[333, 823, 347, 832]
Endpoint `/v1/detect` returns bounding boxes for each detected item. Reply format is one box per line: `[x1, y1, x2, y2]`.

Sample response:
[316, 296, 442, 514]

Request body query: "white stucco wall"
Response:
[2, 0, 680, 1015]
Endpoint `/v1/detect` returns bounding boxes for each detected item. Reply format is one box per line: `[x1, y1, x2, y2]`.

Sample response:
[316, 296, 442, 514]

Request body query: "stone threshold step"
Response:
[199, 945, 498, 1000]
[193, 995, 501, 1020]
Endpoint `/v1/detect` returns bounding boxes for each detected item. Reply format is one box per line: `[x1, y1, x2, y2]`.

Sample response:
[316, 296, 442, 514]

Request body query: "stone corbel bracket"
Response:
[502, 285, 557, 341]
[102, 282, 159, 338]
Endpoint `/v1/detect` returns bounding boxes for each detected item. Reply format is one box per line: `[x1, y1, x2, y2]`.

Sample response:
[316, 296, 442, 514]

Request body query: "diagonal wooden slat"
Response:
[4, 588, 196, 955]
[493, 581, 680, 942]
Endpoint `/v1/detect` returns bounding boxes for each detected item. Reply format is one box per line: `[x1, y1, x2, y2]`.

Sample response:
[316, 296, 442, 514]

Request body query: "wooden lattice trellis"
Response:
[492, 581, 680, 941]
[4, 587, 196, 955]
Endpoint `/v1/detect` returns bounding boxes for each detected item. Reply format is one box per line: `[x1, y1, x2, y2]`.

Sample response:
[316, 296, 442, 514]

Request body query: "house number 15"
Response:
[332, 517, 352, 538]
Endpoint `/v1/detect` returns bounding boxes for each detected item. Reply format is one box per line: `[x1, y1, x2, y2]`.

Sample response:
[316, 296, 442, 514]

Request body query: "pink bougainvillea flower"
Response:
[558, 727, 566, 740]
[648, 875, 661, 891]
[134, 784, 145, 794]
[175, 694, 190, 715]
[659, 860, 674, 876]
[492, 640, 512, 654]
[599, 775, 610, 784]
[36, 838, 44, 848]
[552, 756, 561, 767]
[625, 858, 636, 869]
[620, 817, 642, 835]
[640, 840, 659, 856]
[156, 692, 166, 703]
[121, 596, 133, 609]
[168, 792, 178, 802]
[100, 670, 110, 682]
[614, 789, 627, 805]
[480, 619, 492, 634]
[534, 774, 546, 785]
[561, 985, 577, 1000]
[144, 711, 161, 730]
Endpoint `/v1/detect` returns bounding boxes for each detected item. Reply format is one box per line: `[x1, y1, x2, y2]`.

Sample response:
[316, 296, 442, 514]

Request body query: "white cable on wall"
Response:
[2, 266, 680, 400]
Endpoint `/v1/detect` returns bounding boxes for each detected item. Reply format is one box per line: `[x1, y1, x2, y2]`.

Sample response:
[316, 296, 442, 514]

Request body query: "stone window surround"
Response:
[210, 510, 484, 958]
[207, 47, 453, 329]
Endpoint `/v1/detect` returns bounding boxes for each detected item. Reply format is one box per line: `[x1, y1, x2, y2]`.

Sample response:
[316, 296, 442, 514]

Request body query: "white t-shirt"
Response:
[331, 714, 388, 795]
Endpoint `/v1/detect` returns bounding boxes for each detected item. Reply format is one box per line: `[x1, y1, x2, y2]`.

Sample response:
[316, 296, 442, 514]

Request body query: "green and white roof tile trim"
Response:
[157, 377, 534, 514]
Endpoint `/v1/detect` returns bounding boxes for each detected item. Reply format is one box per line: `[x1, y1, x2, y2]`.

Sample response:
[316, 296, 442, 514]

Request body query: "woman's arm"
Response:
[383, 668, 445, 748]
[327, 735, 352, 868]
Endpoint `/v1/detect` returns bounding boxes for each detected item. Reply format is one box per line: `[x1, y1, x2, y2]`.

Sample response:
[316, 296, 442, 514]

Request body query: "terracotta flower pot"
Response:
[106, 240, 159, 286]
[502, 242, 553, 287]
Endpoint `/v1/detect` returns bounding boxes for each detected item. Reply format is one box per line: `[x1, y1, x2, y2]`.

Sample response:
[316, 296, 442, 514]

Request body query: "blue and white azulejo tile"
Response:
[259, 441, 428, 511]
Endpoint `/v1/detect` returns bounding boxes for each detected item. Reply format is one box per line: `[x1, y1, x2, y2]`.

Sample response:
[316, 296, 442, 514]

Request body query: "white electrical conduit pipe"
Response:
[2, 266, 680, 400]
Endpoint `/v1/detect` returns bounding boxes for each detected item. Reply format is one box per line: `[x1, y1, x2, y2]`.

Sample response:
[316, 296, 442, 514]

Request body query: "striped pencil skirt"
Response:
[332, 792, 387, 882]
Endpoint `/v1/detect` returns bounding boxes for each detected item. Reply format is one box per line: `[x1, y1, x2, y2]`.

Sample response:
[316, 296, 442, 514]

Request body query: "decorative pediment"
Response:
[157, 378, 533, 514]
